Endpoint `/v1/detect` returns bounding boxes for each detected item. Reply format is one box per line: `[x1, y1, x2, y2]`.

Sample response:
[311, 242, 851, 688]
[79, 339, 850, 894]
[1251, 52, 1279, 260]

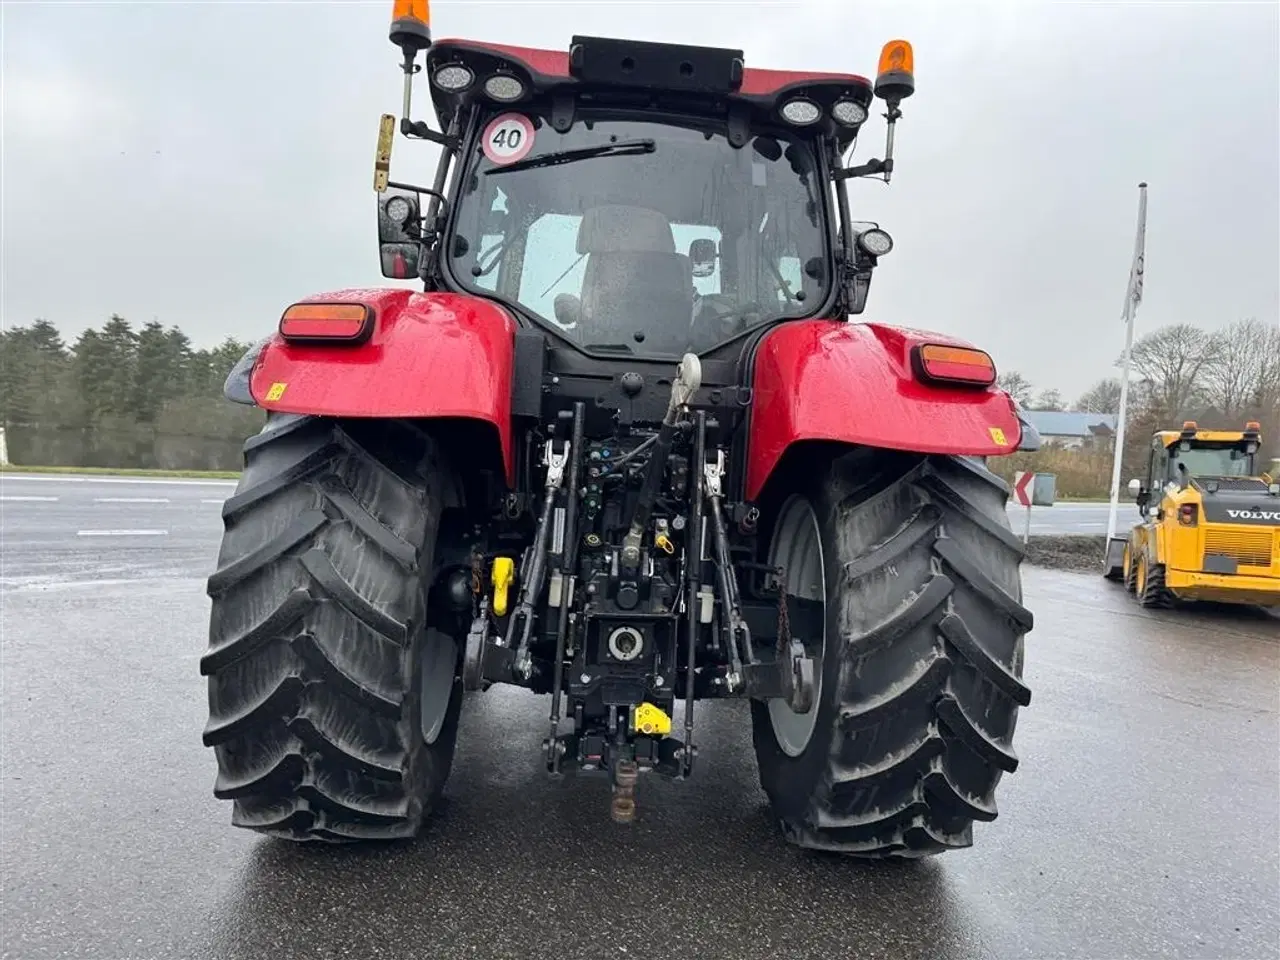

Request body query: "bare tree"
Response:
[1031, 389, 1064, 411]
[1202, 318, 1274, 416]
[1076, 377, 1122, 414]
[1250, 322, 1280, 409]
[997, 370, 1035, 406]
[1123, 323, 1225, 419]
[1250, 322, 1280, 459]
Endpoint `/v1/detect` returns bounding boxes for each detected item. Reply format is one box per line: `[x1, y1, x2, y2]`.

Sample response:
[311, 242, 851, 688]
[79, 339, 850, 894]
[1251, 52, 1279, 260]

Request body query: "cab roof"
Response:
[424, 36, 874, 144]
[1156, 429, 1259, 447]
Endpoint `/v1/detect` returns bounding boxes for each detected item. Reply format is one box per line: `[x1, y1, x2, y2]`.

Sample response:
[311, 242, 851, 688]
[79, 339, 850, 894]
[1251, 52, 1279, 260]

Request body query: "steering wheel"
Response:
[693, 295, 762, 338]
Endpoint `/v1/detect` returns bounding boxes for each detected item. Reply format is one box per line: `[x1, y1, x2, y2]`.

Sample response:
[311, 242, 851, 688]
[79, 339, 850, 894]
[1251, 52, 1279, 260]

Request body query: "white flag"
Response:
[1124, 182, 1148, 318]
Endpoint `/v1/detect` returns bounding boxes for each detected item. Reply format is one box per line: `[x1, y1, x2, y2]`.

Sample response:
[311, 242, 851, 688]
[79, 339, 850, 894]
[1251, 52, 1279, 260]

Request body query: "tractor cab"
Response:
[375, 6, 909, 369]
[445, 112, 828, 359]
[1123, 421, 1280, 608]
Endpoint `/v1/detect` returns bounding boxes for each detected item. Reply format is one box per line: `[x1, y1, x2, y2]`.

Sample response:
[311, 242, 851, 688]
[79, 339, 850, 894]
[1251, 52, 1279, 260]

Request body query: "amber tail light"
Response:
[279, 303, 375, 344]
[911, 343, 997, 387]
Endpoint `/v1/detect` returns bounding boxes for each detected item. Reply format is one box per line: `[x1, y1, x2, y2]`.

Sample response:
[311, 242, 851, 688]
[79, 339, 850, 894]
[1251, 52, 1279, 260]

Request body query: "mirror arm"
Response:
[833, 157, 893, 181]
[387, 181, 449, 222]
[400, 118, 459, 151]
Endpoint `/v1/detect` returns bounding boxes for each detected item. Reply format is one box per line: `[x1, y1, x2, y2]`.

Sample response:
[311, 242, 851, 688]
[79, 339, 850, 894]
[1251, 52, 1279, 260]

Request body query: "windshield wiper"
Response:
[485, 139, 656, 176]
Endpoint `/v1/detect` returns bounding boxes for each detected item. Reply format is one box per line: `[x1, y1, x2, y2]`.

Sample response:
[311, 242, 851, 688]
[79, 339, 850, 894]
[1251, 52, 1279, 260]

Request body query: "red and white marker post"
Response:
[1013, 470, 1034, 543]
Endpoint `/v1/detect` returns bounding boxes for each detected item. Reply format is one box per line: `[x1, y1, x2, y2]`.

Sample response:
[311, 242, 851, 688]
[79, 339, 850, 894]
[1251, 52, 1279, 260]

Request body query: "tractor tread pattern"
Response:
[202, 415, 455, 842]
[761, 454, 1033, 859]
[938, 613, 1032, 707]
[199, 587, 312, 677]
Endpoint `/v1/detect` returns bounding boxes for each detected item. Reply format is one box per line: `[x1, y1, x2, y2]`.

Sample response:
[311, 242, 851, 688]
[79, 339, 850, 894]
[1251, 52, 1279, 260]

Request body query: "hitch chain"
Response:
[771, 562, 816, 714]
[775, 564, 791, 653]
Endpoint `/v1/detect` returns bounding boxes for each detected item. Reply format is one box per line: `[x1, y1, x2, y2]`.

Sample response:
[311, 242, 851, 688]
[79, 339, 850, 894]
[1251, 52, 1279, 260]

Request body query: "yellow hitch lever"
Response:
[491, 557, 514, 617]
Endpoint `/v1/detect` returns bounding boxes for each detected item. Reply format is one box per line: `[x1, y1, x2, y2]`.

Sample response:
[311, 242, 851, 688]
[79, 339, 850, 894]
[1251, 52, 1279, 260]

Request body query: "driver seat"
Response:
[571, 205, 693, 350]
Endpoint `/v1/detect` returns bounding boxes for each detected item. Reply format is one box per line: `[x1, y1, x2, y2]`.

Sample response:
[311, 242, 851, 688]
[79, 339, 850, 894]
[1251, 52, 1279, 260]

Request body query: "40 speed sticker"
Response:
[482, 113, 535, 165]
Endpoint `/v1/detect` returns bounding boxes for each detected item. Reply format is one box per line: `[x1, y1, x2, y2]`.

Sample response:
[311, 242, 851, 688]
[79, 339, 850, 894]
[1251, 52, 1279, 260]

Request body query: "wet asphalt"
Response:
[0, 472, 1118, 544]
[1, 475, 1278, 960]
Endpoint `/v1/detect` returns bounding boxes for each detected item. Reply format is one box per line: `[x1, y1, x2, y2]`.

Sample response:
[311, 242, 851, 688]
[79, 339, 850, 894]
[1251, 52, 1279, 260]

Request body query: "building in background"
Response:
[1020, 411, 1118, 451]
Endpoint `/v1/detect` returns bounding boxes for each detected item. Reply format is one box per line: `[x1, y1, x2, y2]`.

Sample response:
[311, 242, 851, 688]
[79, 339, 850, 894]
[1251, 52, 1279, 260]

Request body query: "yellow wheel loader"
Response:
[1121, 421, 1280, 609]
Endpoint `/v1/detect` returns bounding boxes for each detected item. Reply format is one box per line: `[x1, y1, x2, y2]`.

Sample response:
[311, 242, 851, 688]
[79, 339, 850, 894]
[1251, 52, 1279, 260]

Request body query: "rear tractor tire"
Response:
[201, 413, 463, 842]
[752, 451, 1033, 858]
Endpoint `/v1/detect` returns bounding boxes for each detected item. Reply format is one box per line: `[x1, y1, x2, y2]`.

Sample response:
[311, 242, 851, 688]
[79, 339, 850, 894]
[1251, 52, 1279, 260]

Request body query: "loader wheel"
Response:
[1135, 554, 1174, 609]
[751, 451, 1033, 858]
[200, 413, 462, 842]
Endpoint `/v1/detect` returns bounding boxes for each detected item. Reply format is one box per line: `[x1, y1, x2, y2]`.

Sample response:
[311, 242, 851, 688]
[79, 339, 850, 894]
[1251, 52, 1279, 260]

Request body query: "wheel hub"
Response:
[421, 628, 458, 745]
[766, 496, 826, 757]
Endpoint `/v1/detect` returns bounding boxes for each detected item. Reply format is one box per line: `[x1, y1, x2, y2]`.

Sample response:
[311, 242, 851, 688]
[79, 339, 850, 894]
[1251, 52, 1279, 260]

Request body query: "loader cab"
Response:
[1136, 424, 1259, 516]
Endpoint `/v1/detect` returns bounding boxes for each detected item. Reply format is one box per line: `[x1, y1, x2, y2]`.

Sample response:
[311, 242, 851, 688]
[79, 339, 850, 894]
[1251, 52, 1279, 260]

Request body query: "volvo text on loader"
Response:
[203, 0, 1037, 857]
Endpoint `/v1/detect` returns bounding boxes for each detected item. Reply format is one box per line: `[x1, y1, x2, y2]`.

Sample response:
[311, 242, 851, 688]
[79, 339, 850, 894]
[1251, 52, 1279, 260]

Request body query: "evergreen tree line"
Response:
[994, 317, 1280, 497]
[2, 314, 1276, 482]
[1, 316, 264, 471]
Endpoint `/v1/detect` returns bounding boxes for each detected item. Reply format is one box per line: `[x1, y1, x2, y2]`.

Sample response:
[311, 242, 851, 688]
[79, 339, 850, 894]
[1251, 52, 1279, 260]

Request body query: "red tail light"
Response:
[279, 302, 374, 343]
[1178, 503, 1198, 526]
[912, 343, 997, 387]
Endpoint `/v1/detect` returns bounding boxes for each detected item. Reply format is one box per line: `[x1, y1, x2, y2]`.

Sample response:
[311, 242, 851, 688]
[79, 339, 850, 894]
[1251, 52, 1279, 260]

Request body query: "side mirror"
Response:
[1127, 478, 1142, 498]
[380, 243, 422, 280]
[378, 187, 423, 280]
[689, 238, 717, 279]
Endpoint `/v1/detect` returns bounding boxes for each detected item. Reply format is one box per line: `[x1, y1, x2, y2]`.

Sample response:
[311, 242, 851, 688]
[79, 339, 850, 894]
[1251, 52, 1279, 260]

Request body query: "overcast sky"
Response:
[3, 0, 1277, 401]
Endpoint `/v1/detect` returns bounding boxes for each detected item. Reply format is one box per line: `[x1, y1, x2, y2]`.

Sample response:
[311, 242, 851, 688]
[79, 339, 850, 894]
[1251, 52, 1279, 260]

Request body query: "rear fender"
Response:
[745, 321, 1022, 501]
[241, 288, 517, 485]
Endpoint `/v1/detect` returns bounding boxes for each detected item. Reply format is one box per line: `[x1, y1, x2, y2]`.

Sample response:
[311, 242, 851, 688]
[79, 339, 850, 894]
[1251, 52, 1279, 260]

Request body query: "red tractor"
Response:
[205, 0, 1035, 857]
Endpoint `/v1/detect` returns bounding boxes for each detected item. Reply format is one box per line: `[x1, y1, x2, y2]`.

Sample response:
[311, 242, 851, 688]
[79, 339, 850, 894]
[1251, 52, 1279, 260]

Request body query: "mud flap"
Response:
[222, 337, 271, 405]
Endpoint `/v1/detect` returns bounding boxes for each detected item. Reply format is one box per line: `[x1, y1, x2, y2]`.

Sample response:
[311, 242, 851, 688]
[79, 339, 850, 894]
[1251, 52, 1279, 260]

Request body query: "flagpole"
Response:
[1105, 181, 1148, 550]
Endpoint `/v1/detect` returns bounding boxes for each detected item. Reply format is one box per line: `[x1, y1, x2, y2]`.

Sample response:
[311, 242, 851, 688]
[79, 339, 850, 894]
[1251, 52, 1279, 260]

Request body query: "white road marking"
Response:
[93, 497, 171, 504]
[76, 529, 169, 537]
[201, 498, 226, 504]
[2, 475, 236, 487]
[1006, 504, 1109, 512]
[0, 495, 59, 502]
[0, 577, 188, 592]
